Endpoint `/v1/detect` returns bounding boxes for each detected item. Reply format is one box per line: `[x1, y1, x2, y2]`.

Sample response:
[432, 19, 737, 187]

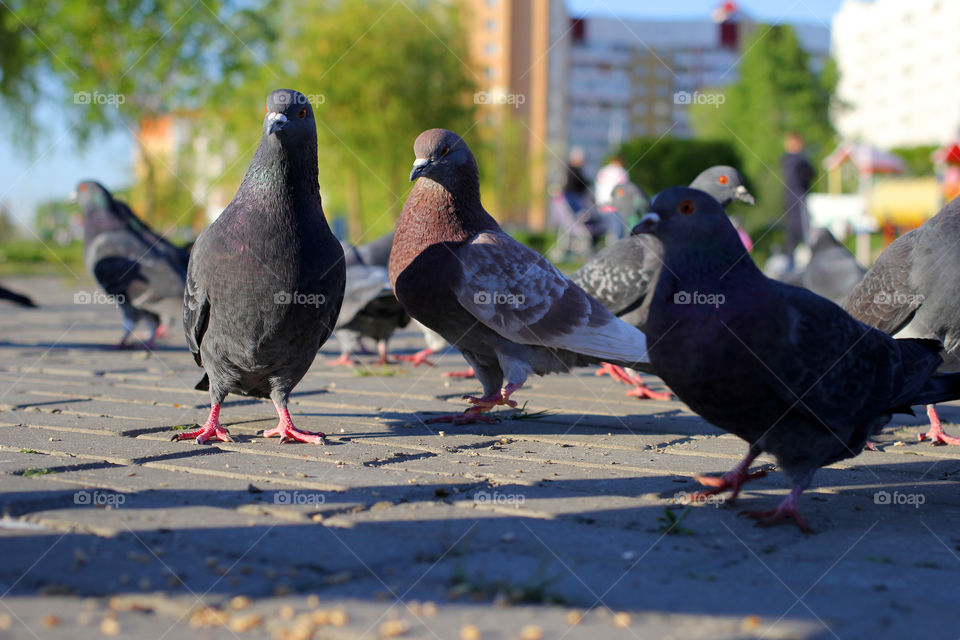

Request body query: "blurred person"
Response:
[595, 153, 629, 205]
[781, 132, 815, 266]
[595, 154, 630, 241]
[562, 146, 592, 213]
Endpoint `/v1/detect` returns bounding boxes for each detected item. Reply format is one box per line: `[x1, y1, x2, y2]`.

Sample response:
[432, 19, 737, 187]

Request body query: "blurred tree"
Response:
[891, 145, 938, 176]
[477, 112, 538, 226]
[0, 201, 18, 241]
[689, 25, 836, 229]
[220, 0, 476, 241]
[616, 137, 743, 194]
[0, 0, 276, 228]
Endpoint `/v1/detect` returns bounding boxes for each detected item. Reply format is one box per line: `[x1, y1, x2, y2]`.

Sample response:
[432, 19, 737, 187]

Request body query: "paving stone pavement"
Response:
[1, 275, 959, 640]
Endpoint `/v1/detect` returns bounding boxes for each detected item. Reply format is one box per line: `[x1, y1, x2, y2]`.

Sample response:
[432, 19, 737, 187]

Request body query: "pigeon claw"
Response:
[693, 467, 767, 502]
[918, 406, 960, 445]
[443, 367, 476, 378]
[595, 362, 633, 385]
[171, 424, 233, 444]
[625, 382, 672, 401]
[263, 424, 326, 445]
[744, 502, 813, 534]
[328, 354, 361, 367]
[395, 349, 436, 367]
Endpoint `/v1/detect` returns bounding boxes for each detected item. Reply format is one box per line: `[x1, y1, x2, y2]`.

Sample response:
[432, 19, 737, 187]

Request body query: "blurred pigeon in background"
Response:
[76, 180, 186, 348]
[330, 264, 409, 366]
[775, 228, 865, 304]
[174, 89, 345, 445]
[389, 129, 652, 424]
[845, 196, 960, 445]
[633, 187, 960, 531]
[572, 165, 754, 400]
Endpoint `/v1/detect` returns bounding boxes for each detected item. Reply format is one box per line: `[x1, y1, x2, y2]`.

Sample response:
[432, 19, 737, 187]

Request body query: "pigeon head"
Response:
[261, 89, 316, 146]
[631, 187, 737, 250]
[408, 128, 477, 188]
[73, 181, 113, 212]
[689, 166, 754, 206]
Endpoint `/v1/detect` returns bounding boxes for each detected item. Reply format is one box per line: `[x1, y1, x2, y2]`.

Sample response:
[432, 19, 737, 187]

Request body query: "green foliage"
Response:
[616, 137, 743, 194]
[0, 240, 84, 275]
[690, 25, 836, 229]
[891, 145, 938, 176]
[477, 112, 538, 225]
[0, 1, 276, 233]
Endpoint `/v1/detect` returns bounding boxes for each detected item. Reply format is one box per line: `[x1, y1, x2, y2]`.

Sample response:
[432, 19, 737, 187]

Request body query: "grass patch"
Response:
[449, 563, 566, 605]
[656, 506, 694, 536]
[22, 467, 56, 477]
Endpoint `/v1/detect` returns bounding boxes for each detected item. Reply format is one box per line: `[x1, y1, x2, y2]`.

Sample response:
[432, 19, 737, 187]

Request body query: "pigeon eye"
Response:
[440, 146, 450, 157]
[265, 106, 268, 113]
[298, 108, 307, 119]
[718, 175, 728, 185]
[679, 200, 695, 215]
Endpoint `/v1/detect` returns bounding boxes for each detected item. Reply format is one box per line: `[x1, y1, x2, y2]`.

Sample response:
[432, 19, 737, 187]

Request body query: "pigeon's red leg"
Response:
[693, 448, 765, 501]
[919, 404, 960, 445]
[595, 362, 633, 385]
[376, 340, 398, 365]
[624, 372, 672, 401]
[172, 404, 233, 444]
[745, 485, 813, 533]
[395, 348, 436, 367]
[262, 404, 325, 444]
[426, 383, 522, 424]
[444, 367, 476, 378]
[154, 324, 170, 339]
[327, 353, 359, 367]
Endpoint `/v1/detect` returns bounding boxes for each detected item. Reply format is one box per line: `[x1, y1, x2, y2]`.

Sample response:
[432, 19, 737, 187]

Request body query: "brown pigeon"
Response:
[388, 129, 651, 424]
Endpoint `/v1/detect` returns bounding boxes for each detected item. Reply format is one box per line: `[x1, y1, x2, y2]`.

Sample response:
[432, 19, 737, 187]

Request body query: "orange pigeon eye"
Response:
[298, 108, 307, 119]
[679, 200, 695, 215]
[79, 184, 88, 192]
[265, 105, 268, 113]
[718, 175, 728, 185]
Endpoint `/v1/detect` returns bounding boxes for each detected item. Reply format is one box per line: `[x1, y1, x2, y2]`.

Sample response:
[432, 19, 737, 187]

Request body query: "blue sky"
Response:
[0, 0, 844, 228]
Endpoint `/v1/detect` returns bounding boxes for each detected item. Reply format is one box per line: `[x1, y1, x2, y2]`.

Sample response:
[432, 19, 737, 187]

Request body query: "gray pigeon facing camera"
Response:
[174, 89, 345, 445]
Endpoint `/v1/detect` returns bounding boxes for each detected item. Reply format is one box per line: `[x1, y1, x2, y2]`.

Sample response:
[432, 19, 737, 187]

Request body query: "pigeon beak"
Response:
[735, 185, 755, 205]
[267, 111, 288, 135]
[68, 190, 78, 203]
[631, 213, 660, 236]
[409, 157, 430, 182]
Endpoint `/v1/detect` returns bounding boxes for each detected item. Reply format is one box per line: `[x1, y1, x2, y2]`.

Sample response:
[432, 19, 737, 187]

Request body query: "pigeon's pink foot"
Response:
[327, 354, 360, 367]
[444, 367, 476, 378]
[262, 407, 325, 444]
[694, 468, 767, 501]
[375, 341, 399, 366]
[395, 348, 436, 367]
[745, 487, 813, 533]
[692, 449, 764, 501]
[154, 324, 171, 339]
[425, 383, 523, 425]
[595, 362, 633, 385]
[625, 378, 672, 401]
[919, 405, 960, 445]
[172, 405, 233, 444]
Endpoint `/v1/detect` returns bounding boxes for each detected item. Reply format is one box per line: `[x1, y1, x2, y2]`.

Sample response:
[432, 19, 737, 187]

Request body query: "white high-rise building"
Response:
[566, 10, 830, 174]
[833, 0, 960, 148]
